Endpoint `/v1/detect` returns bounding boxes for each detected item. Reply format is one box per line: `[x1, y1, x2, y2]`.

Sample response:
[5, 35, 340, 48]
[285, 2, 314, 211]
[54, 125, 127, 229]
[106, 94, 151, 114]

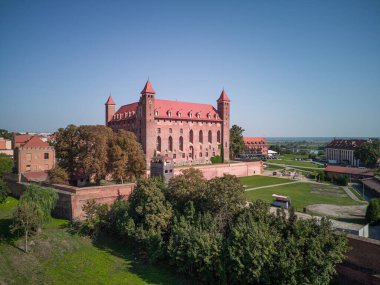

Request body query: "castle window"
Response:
[199, 130, 203, 143]
[169, 128, 172, 134]
[168, 136, 173, 151]
[173, 154, 176, 159]
[179, 136, 184, 151]
[189, 130, 193, 143]
[217, 130, 221, 143]
[206, 152, 208, 157]
[208, 130, 212, 143]
[157, 136, 161, 152]
[180, 128, 183, 134]
[157, 128, 161, 134]
[199, 152, 202, 157]
[44, 153, 49, 160]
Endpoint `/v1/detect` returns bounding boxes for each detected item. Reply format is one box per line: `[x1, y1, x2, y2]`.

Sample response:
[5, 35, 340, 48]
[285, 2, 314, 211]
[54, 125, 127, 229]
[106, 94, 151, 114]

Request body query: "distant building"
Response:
[268, 150, 278, 158]
[150, 155, 174, 182]
[14, 135, 55, 182]
[242, 137, 268, 157]
[105, 80, 230, 167]
[0, 137, 13, 156]
[325, 139, 367, 166]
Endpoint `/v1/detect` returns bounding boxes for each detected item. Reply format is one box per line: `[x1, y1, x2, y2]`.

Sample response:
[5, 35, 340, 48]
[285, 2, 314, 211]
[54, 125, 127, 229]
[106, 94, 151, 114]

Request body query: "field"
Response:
[239, 175, 293, 189]
[266, 159, 323, 168]
[0, 197, 188, 285]
[244, 181, 363, 211]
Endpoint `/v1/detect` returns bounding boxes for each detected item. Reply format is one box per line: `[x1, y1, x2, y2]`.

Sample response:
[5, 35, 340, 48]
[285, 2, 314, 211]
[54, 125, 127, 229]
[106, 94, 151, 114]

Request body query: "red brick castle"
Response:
[105, 80, 230, 166]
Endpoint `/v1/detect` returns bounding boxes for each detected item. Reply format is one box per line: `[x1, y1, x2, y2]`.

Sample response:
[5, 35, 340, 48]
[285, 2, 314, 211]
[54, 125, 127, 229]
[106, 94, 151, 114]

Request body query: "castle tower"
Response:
[105, 95, 116, 125]
[139, 80, 156, 167]
[217, 89, 230, 161]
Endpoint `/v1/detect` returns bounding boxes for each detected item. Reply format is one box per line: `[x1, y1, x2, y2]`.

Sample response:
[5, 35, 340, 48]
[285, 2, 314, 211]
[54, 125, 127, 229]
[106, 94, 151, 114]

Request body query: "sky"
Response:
[0, 0, 379, 137]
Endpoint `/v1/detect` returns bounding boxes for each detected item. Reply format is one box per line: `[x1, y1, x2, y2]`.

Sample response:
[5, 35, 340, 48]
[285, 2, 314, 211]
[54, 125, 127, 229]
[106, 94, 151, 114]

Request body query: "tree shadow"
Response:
[91, 234, 194, 285]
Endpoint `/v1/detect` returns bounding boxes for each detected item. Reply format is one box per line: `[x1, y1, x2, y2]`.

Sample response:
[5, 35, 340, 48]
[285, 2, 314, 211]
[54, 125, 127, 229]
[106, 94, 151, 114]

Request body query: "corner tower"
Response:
[105, 95, 116, 125]
[217, 89, 230, 161]
[139, 80, 156, 167]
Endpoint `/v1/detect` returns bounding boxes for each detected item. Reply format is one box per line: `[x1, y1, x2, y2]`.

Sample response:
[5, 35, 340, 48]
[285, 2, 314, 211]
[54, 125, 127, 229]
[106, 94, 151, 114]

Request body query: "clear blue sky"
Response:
[1, 0, 379, 137]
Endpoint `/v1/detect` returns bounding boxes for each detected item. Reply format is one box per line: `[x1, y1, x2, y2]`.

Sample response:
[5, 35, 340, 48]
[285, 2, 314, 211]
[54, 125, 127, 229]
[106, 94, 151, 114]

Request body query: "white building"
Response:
[325, 139, 366, 167]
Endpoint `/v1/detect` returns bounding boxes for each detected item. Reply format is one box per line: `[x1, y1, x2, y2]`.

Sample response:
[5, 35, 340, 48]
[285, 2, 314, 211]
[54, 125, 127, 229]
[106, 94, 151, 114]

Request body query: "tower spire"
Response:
[140, 80, 155, 94]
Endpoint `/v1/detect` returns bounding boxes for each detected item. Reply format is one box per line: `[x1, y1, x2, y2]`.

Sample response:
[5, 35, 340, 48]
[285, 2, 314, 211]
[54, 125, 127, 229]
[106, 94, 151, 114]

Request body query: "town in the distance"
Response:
[0, 79, 379, 284]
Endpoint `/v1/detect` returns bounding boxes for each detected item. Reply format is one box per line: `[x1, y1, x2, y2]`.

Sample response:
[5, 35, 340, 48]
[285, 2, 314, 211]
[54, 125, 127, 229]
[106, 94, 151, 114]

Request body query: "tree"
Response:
[366, 198, 380, 224]
[165, 168, 206, 213]
[48, 165, 69, 185]
[0, 153, 13, 177]
[229, 124, 245, 158]
[0, 178, 8, 203]
[354, 140, 380, 168]
[12, 202, 39, 253]
[19, 184, 58, 227]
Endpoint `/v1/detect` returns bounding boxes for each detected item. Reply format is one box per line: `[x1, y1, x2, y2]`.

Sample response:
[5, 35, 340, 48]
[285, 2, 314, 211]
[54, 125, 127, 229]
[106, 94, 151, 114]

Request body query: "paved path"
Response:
[265, 162, 324, 170]
[342, 186, 362, 202]
[245, 181, 301, 192]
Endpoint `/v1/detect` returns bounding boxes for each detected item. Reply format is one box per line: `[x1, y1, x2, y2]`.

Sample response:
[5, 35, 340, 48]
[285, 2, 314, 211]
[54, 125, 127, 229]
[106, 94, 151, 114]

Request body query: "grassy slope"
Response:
[244, 182, 362, 211]
[0, 197, 188, 285]
[239, 175, 293, 188]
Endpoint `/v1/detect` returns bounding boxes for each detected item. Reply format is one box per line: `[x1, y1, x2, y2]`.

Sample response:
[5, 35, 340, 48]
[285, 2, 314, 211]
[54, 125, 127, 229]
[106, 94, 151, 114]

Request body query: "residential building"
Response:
[242, 137, 269, 157]
[325, 139, 367, 166]
[0, 137, 13, 156]
[105, 80, 230, 167]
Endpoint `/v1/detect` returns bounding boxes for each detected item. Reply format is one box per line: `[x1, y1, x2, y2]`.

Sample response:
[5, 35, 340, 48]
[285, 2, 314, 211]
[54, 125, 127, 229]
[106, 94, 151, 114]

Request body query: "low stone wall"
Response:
[335, 234, 380, 285]
[173, 161, 263, 179]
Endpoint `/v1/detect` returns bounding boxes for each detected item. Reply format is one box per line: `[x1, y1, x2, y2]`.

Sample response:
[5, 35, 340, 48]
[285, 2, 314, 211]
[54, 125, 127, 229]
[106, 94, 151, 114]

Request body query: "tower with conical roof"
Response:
[105, 95, 116, 125]
[217, 89, 230, 161]
[139, 80, 156, 166]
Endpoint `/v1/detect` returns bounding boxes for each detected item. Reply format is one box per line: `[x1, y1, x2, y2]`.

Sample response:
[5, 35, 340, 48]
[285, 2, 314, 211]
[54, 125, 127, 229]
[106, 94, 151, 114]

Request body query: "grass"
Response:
[239, 175, 293, 188]
[264, 165, 284, 171]
[244, 182, 362, 211]
[0, 196, 189, 285]
[267, 159, 323, 168]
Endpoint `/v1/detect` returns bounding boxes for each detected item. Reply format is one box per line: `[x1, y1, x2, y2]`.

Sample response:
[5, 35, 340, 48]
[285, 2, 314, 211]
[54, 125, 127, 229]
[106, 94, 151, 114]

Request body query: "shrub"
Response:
[48, 166, 69, 185]
[0, 178, 8, 204]
[333, 175, 348, 186]
[210, 155, 223, 164]
[366, 198, 380, 224]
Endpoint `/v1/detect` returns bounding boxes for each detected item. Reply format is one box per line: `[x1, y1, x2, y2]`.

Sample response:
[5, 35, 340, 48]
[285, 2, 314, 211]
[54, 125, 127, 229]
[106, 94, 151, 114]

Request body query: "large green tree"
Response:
[354, 140, 380, 168]
[366, 198, 380, 224]
[0, 153, 14, 177]
[230, 124, 245, 158]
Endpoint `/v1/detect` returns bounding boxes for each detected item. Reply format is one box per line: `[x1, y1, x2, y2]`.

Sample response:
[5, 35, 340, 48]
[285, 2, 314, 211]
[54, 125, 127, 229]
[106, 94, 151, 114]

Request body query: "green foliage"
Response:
[54, 125, 146, 185]
[210, 155, 223, 164]
[81, 199, 110, 236]
[167, 211, 224, 283]
[366, 198, 380, 224]
[333, 175, 348, 186]
[354, 140, 380, 168]
[229, 124, 245, 158]
[0, 178, 9, 203]
[0, 153, 14, 177]
[19, 184, 58, 227]
[48, 165, 69, 185]
[0, 129, 18, 140]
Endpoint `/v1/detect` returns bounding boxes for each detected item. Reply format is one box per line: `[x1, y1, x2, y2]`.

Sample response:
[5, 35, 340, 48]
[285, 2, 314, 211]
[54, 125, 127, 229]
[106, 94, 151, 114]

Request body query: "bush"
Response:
[0, 178, 8, 204]
[210, 155, 223, 164]
[0, 153, 13, 177]
[366, 198, 380, 224]
[333, 175, 348, 186]
[48, 166, 69, 185]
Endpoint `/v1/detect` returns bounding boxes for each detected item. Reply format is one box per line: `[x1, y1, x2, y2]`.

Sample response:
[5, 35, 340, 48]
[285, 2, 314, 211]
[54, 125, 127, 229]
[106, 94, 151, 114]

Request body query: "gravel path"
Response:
[244, 181, 301, 192]
[306, 204, 367, 219]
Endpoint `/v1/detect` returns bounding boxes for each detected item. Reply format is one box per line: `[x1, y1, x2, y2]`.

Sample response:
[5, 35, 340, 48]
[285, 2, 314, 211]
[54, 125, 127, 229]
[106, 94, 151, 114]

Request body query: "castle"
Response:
[105, 80, 230, 167]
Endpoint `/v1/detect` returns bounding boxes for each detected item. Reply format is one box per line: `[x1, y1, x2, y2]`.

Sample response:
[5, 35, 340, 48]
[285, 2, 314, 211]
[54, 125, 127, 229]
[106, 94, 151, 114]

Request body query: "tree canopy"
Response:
[0, 153, 14, 178]
[230, 124, 245, 158]
[354, 139, 380, 168]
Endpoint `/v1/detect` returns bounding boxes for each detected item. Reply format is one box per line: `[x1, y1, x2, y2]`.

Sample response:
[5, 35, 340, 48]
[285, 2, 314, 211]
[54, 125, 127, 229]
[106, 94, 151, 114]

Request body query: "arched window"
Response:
[208, 130, 212, 143]
[168, 136, 173, 151]
[157, 136, 161, 152]
[179, 136, 184, 151]
[199, 130, 203, 143]
[189, 130, 193, 143]
[217, 130, 221, 143]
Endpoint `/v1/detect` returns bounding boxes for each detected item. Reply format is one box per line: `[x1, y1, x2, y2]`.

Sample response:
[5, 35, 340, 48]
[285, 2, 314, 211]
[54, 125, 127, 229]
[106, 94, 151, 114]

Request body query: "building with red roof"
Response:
[105, 80, 230, 166]
[14, 135, 55, 181]
[242, 137, 268, 157]
[325, 139, 368, 167]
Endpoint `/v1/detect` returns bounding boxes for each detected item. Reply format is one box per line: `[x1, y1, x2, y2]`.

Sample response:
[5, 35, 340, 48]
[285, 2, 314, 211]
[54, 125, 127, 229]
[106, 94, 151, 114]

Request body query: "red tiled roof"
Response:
[140, 80, 155, 94]
[325, 165, 374, 176]
[15, 134, 33, 144]
[326, 139, 367, 150]
[111, 102, 139, 121]
[22, 136, 50, 148]
[217, 89, 230, 102]
[154, 99, 222, 121]
[244, 137, 267, 145]
[105, 95, 115, 105]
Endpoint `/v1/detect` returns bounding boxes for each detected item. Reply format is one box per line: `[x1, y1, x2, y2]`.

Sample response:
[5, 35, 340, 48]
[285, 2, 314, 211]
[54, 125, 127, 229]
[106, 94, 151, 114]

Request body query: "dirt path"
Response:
[306, 204, 367, 219]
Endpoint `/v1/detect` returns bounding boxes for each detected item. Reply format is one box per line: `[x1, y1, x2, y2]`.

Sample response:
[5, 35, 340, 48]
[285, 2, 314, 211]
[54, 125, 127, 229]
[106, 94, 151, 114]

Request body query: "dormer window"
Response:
[196, 112, 200, 118]
[155, 110, 159, 116]
[167, 110, 172, 117]
[177, 111, 182, 117]
[214, 114, 219, 119]
[189, 112, 193, 118]
[207, 113, 211, 119]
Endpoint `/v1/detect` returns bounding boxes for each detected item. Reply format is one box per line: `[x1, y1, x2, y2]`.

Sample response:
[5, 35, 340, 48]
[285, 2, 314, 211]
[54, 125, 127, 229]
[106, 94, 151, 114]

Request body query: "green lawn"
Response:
[240, 175, 293, 188]
[264, 165, 284, 171]
[267, 159, 323, 168]
[244, 182, 362, 211]
[0, 197, 188, 285]
[277, 154, 309, 160]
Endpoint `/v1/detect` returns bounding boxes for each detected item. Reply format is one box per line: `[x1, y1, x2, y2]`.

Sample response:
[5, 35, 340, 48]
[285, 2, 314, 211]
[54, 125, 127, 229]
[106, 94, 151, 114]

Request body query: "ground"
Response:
[0, 197, 189, 285]
[241, 176, 364, 214]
